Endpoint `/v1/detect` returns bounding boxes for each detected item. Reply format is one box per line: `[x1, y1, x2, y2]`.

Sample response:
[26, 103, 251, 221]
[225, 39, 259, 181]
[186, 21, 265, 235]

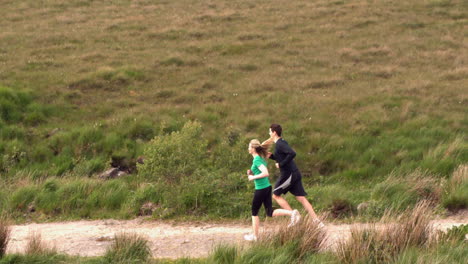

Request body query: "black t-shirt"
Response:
[269, 138, 298, 173]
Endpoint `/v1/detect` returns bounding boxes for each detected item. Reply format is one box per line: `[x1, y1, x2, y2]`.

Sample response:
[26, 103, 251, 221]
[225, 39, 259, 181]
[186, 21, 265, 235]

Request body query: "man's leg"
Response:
[295, 196, 319, 220]
[272, 194, 293, 211]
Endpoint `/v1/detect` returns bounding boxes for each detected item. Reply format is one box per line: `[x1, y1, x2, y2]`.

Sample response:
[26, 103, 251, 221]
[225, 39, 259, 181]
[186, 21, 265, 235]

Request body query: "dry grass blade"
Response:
[262, 217, 328, 259]
[25, 231, 57, 255]
[337, 201, 434, 264]
[0, 216, 11, 258]
[337, 225, 379, 264]
[105, 232, 151, 263]
[450, 164, 468, 188]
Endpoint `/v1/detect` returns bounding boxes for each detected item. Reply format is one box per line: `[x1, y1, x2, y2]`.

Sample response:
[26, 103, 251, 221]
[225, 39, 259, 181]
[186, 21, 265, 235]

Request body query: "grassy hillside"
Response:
[0, 0, 466, 220]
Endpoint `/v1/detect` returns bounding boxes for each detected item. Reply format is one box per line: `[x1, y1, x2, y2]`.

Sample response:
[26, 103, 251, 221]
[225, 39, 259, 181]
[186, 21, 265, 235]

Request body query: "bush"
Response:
[104, 233, 151, 263]
[127, 119, 156, 141]
[212, 138, 250, 173]
[138, 121, 208, 183]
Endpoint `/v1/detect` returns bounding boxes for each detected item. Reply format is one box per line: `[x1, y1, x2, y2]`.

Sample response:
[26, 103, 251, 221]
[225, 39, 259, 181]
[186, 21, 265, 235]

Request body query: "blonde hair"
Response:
[250, 138, 274, 159]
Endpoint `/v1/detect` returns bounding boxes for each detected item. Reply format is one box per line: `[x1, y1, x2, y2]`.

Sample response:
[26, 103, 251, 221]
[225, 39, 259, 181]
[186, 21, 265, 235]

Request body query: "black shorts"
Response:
[251, 186, 273, 217]
[273, 170, 308, 196]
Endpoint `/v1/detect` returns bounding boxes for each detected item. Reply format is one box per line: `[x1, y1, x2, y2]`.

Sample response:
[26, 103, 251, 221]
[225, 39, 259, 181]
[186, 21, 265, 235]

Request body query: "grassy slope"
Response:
[0, 0, 466, 220]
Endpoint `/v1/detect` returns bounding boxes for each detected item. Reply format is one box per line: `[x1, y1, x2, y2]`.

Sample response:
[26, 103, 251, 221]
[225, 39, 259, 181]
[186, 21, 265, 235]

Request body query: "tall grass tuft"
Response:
[104, 232, 151, 263]
[0, 215, 10, 258]
[210, 243, 238, 264]
[442, 164, 468, 212]
[264, 218, 328, 259]
[433, 224, 468, 245]
[337, 201, 433, 263]
[24, 232, 57, 255]
[371, 170, 441, 212]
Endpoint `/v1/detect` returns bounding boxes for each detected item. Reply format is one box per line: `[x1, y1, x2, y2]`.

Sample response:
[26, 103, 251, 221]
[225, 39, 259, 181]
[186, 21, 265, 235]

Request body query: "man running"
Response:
[268, 124, 324, 227]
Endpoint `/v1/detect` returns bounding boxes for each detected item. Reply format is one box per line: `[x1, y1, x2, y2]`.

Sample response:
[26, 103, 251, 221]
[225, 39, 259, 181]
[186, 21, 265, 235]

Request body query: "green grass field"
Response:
[0, 0, 467, 221]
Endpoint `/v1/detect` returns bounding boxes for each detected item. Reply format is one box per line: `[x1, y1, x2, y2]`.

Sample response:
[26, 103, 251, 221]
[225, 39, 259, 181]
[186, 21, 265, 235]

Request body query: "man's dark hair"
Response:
[270, 124, 282, 137]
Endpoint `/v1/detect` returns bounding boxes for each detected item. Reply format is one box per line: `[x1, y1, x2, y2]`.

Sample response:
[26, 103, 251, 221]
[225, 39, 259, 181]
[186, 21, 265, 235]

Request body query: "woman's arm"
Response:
[248, 164, 269, 181]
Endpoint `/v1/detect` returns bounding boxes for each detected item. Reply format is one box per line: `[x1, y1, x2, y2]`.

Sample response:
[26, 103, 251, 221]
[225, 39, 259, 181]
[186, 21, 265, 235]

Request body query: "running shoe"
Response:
[287, 209, 300, 228]
[244, 233, 257, 241]
[313, 219, 325, 229]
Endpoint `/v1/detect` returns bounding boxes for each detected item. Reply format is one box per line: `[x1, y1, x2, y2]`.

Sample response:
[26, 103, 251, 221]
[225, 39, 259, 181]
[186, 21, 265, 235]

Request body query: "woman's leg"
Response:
[247, 189, 262, 240]
[252, 216, 260, 237]
[272, 208, 292, 217]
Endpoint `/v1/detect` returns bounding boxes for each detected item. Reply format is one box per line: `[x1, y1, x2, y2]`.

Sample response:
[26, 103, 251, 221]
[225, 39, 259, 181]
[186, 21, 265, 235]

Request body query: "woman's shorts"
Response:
[252, 186, 273, 217]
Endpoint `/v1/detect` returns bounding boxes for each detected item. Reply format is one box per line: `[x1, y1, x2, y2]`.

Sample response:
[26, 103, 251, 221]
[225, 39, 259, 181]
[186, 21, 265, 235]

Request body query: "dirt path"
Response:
[7, 215, 467, 259]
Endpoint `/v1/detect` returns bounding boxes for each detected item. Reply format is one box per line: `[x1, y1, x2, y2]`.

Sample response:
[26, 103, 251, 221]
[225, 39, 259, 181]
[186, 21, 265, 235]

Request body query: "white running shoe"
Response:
[244, 233, 257, 241]
[313, 219, 325, 229]
[288, 209, 300, 228]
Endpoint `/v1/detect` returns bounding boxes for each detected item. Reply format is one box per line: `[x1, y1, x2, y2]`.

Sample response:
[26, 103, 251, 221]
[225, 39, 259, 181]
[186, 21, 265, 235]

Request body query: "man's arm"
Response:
[269, 152, 276, 160]
[278, 141, 296, 168]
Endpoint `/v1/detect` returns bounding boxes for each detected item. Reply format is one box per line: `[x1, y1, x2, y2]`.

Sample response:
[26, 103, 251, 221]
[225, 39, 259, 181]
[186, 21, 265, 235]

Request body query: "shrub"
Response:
[138, 121, 208, 183]
[104, 233, 151, 263]
[127, 119, 156, 141]
[212, 138, 250, 173]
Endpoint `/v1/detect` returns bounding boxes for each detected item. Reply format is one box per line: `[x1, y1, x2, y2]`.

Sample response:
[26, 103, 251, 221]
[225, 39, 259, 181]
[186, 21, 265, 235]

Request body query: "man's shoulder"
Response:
[277, 138, 289, 146]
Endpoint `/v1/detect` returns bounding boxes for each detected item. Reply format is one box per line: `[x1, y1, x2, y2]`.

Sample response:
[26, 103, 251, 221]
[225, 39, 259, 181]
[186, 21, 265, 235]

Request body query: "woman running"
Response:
[244, 139, 300, 241]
